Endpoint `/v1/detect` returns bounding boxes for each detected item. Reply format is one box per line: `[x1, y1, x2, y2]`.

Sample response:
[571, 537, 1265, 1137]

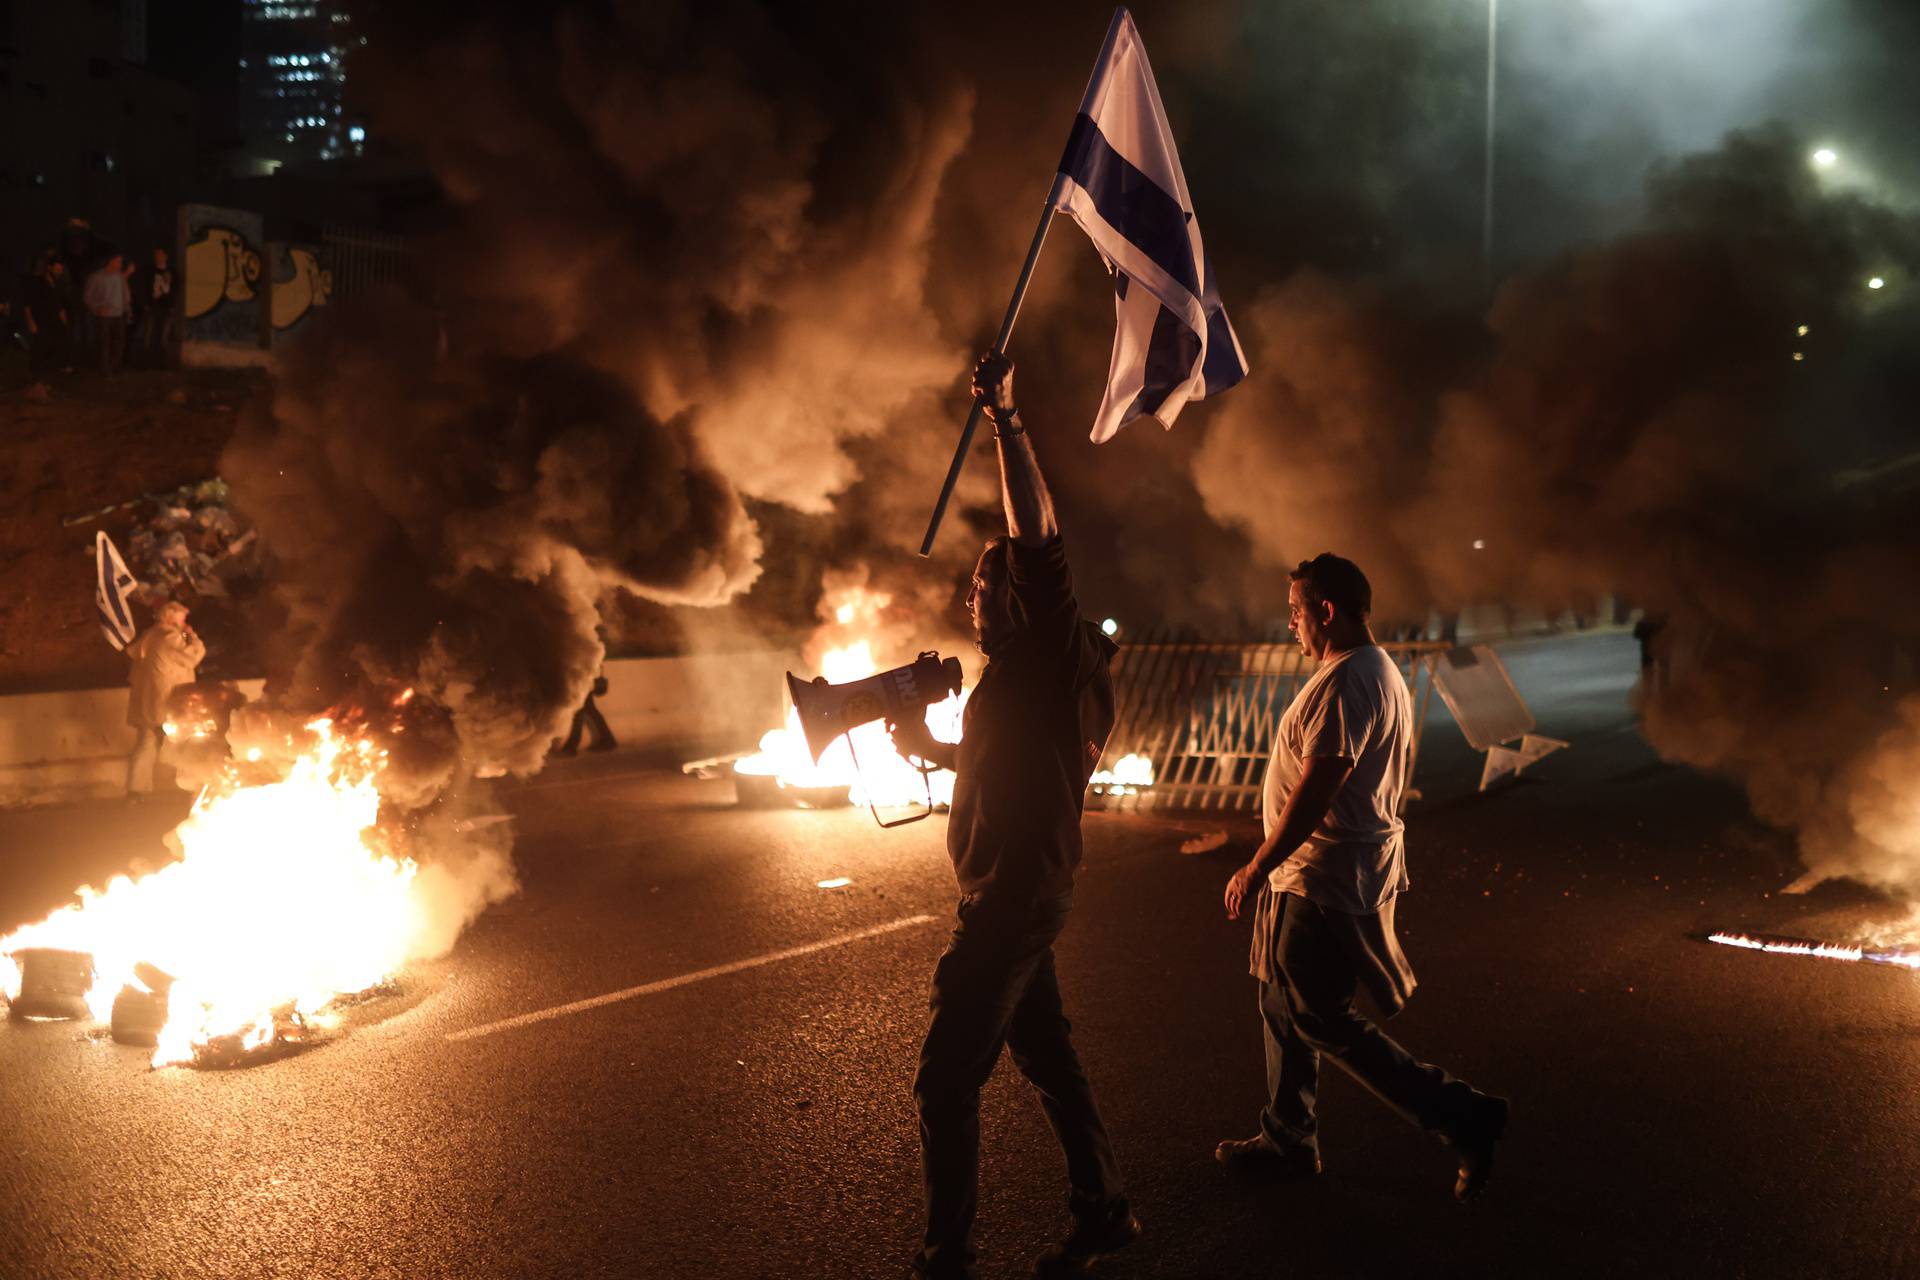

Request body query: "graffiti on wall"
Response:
[177, 204, 267, 363]
[269, 244, 333, 334]
[183, 227, 262, 319]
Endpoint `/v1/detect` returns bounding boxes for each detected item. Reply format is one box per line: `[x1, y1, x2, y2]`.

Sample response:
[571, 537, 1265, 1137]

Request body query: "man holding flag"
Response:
[893, 354, 1135, 1280]
[898, 10, 1251, 1271]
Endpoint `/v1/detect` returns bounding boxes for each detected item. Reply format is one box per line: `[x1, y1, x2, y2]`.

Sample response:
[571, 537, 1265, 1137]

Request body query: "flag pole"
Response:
[917, 197, 1059, 558]
[917, 8, 1131, 558]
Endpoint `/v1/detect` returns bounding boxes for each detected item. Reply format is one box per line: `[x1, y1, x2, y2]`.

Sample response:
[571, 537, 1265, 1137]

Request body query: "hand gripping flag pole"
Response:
[917, 9, 1129, 558]
[919, 7, 1249, 556]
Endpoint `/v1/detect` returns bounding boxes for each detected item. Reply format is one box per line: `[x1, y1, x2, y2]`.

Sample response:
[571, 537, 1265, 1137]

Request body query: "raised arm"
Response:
[972, 354, 1058, 546]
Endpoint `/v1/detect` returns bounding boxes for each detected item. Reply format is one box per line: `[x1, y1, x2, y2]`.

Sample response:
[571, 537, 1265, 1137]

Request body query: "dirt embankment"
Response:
[0, 370, 262, 694]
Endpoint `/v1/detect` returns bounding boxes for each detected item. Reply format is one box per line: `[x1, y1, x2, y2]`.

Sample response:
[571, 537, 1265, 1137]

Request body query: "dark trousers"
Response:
[139, 306, 178, 364]
[914, 891, 1124, 1274]
[561, 694, 614, 752]
[96, 315, 126, 374]
[29, 328, 68, 379]
[1259, 893, 1474, 1154]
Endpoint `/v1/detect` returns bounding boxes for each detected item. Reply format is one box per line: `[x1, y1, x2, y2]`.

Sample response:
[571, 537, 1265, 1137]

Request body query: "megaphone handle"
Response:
[845, 732, 935, 829]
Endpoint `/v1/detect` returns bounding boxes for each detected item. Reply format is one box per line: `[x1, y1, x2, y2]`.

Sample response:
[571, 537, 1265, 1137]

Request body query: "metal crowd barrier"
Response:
[1095, 636, 1445, 813]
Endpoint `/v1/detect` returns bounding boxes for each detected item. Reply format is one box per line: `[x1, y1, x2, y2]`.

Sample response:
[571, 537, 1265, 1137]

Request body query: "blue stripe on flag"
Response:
[99, 539, 132, 631]
[1058, 113, 1201, 299]
[1125, 301, 1202, 421]
[1202, 303, 1245, 397]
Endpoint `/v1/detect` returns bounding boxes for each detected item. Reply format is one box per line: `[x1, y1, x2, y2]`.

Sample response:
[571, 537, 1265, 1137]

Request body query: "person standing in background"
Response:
[83, 252, 131, 375]
[125, 601, 205, 800]
[138, 248, 178, 365]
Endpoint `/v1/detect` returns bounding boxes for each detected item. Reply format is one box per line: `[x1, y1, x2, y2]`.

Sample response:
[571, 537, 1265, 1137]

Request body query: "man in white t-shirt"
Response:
[1217, 554, 1509, 1201]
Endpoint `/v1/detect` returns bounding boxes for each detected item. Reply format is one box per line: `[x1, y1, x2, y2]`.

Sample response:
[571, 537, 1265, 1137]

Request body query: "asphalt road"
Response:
[5, 632, 1920, 1279]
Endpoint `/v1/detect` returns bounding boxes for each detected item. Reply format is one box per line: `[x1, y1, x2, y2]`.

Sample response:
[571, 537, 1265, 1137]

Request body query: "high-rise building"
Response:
[0, 0, 197, 273]
[237, 0, 361, 169]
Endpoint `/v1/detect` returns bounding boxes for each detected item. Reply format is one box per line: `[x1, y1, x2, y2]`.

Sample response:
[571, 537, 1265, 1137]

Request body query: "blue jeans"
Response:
[914, 890, 1125, 1275]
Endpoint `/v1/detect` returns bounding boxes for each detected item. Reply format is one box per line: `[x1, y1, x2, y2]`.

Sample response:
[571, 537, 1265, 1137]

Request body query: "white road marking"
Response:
[445, 913, 936, 1043]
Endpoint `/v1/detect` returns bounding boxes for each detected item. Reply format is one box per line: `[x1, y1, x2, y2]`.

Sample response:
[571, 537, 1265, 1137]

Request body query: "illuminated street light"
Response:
[1796, 324, 1810, 336]
[1811, 147, 1838, 169]
[1101, 618, 1119, 637]
[1472, 539, 1487, 551]
[1868, 276, 1886, 290]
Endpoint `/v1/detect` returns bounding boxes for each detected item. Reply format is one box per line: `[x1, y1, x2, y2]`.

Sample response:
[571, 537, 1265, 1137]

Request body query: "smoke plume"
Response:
[221, 0, 1920, 911]
[1192, 124, 1920, 893]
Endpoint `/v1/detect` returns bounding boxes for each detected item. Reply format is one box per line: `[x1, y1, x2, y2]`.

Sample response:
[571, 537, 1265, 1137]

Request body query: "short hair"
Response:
[1290, 553, 1372, 621]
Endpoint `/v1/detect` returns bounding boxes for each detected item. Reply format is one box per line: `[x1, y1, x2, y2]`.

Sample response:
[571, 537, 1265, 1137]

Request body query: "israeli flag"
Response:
[95, 531, 139, 651]
[1051, 8, 1248, 443]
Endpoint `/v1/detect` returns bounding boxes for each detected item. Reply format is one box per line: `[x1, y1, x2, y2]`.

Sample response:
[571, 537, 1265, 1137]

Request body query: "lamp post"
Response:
[1483, 0, 1499, 293]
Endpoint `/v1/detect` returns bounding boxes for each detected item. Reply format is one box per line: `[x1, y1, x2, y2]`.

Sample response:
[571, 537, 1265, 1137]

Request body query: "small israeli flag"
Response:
[95, 531, 139, 651]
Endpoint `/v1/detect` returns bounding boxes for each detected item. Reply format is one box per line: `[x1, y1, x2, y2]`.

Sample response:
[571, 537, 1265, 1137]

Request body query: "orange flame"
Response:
[0, 718, 432, 1067]
[737, 638, 967, 807]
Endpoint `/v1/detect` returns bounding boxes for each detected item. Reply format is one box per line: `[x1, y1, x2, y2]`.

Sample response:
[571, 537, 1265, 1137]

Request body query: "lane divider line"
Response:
[445, 913, 937, 1043]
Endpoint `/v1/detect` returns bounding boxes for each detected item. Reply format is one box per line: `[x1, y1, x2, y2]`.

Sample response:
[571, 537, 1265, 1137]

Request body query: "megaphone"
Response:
[785, 651, 965, 763]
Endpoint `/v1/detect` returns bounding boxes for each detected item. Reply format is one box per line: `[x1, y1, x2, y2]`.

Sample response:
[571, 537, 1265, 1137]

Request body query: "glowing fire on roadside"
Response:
[1706, 930, 1920, 969]
[737, 638, 967, 808]
[1090, 753, 1155, 796]
[733, 580, 1150, 811]
[1, 714, 433, 1067]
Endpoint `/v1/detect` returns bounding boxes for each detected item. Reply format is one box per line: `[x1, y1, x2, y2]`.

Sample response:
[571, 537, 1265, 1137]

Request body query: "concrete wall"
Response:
[0, 653, 798, 808]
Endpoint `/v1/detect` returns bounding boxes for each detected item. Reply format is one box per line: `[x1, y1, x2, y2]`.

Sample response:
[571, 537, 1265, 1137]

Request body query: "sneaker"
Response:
[1214, 1135, 1322, 1178]
[1033, 1202, 1140, 1276]
[1450, 1093, 1510, 1202]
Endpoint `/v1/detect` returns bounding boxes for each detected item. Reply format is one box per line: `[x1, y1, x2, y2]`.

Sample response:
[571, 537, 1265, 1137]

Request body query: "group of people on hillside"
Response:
[13, 217, 176, 397]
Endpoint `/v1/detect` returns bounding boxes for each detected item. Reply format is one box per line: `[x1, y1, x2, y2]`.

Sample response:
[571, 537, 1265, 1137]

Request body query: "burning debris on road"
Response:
[1, 694, 513, 1069]
[1705, 929, 1920, 970]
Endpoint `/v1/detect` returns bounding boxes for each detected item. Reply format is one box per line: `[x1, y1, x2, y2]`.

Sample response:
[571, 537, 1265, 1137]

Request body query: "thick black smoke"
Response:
[1192, 125, 1920, 893]
[225, 2, 1920, 904]
[224, 303, 760, 798]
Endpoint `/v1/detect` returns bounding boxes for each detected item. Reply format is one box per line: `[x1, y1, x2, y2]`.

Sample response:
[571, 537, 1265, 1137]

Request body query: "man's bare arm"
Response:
[1224, 755, 1355, 919]
[972, 353, 1058, 546]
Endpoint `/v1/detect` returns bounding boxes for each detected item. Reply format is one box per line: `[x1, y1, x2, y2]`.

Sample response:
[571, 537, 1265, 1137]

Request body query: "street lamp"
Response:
[1483, 0, 1499, 291]
[1868, 276, 1886, 290]
[1811, 147, 1838, 170]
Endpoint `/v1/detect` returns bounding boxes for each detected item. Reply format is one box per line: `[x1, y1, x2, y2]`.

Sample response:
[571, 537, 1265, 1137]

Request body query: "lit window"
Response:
[349, 125, 365, 143]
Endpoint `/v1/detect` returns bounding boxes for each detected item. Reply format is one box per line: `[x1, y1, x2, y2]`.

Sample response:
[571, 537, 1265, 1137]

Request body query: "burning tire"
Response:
[109, 986, 169, 1047]
[6, 949, 95, 1021]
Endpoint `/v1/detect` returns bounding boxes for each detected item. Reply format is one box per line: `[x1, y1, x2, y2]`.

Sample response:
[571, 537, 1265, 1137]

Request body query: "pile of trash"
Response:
[123, 478, 260, 607]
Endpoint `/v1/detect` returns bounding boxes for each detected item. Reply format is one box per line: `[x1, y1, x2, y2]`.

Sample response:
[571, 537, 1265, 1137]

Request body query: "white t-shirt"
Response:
[1263, 644, 1413, 914]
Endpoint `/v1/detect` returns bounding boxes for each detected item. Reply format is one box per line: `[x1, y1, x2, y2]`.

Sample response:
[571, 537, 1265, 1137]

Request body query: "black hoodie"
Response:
[946, 536, 1118, 899]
